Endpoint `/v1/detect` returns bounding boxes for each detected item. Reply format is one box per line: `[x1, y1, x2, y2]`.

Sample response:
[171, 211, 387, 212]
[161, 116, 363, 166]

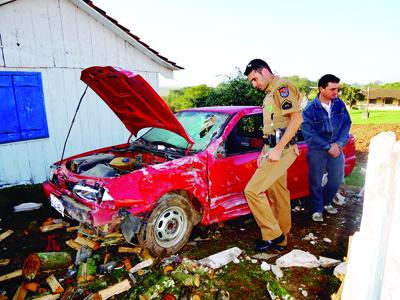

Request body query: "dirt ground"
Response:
[0, 124, 399, 299]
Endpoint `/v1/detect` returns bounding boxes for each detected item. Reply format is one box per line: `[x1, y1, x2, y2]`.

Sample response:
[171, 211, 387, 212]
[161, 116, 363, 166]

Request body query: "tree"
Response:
[191, 70, 264, 107]
[285, 75, 317, 98]
[163, 85, 212, 112]
[340, 84, 365, 108]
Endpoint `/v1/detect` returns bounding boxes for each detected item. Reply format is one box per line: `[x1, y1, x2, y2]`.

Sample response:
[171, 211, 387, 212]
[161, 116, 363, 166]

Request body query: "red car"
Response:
[43, 66, 356, 255]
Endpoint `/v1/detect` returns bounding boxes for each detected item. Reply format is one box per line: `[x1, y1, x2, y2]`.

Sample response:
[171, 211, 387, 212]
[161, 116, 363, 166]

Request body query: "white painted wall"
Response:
[0, 0, 177, 186]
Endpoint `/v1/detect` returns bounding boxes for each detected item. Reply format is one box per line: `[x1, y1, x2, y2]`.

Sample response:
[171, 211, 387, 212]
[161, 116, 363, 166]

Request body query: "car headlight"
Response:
[72, 184, 102, 202]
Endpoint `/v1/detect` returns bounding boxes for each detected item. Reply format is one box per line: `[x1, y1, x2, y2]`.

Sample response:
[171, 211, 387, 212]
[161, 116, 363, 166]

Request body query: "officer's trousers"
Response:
[244, 147, 297, 243]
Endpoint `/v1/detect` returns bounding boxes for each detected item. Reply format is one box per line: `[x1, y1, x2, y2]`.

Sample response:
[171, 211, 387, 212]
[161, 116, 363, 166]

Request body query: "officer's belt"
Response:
[263, 135, 296, 148]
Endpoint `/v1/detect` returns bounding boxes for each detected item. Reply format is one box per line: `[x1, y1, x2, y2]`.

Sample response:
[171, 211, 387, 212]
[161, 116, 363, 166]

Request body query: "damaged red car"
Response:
[43, 66, 356, 255]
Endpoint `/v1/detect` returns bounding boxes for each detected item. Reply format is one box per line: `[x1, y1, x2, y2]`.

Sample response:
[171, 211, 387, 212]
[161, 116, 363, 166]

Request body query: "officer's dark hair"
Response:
[244, 59, 272, 76]
[318, 74, 340, 89]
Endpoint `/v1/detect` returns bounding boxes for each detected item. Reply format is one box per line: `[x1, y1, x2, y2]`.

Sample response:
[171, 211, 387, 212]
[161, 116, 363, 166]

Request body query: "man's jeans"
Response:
[307, 150, 344, 213]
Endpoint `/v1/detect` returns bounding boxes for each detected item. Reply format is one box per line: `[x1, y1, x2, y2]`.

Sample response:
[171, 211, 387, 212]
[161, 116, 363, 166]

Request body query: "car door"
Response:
[207, 113, 264, 222]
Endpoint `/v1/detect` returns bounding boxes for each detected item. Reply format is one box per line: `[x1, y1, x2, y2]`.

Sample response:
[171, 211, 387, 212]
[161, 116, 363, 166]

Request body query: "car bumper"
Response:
[43, 181, 117, 226]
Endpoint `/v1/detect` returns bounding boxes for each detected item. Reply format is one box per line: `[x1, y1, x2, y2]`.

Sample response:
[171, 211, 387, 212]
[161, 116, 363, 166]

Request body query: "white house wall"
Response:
[0, 0, 176, 186]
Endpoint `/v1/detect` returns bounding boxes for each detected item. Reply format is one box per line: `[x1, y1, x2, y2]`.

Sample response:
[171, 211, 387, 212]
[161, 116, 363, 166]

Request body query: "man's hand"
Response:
[257, 147, 268, 167]
[328, 143, 341, 158]
[267, 147, 283, 161]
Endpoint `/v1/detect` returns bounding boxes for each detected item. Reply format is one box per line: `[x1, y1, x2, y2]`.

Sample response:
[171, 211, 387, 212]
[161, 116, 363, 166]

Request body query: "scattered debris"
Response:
[333, 262, 347, 278]
[251, 259, 257, 264]
[118, 246, 142, 254]
[0, 269, 22, 282]
[271, 265, 284, 279]
[13, 202, 43, 212]
[96, 279, 131, 300]
[251, 253, 278, 260]
[301, 289, 308, 297]
[129, 258, 153, 273]
[74, 236, 100, 250]
[46, 274, 64, 294]
[276, 250, 320, 268]
[302, 233, 318, 241]
[0, 259, 10, 266]
[0, 229, 13, 242]
[198, 247, 242, 269]
[323, 238, 332, 243]
[22, 252, 72, 280]
[319, 256, 341, 268]
[333, 193, 346, 206]
[12, 284, 28, 300]
[261, 261, 270, 271]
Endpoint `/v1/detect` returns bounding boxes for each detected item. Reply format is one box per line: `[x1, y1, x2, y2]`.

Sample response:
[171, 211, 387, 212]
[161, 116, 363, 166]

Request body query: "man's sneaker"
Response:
[312, 212, 323, 222]
[324, 204, 338, 214]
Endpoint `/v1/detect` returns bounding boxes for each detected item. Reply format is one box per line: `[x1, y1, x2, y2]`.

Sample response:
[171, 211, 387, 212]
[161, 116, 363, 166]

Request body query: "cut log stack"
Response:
[22, 252, 72, 280]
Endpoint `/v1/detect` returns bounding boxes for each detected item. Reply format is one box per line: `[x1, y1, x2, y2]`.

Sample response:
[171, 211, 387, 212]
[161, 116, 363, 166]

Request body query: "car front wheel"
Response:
[137, 194, 194, 256]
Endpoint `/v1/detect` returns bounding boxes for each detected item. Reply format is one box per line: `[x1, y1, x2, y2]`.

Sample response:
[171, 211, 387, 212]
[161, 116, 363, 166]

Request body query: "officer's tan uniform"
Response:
[244, 76, 302, 245]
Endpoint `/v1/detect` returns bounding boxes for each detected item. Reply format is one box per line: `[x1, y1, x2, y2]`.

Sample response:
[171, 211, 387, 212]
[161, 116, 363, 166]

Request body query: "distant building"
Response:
[363, 89, 400, 107]
[0, 0, 183, 186]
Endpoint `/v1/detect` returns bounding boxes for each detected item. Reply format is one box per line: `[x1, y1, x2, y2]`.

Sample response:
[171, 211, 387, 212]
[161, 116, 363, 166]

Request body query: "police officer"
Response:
[244, 59, 303, 252]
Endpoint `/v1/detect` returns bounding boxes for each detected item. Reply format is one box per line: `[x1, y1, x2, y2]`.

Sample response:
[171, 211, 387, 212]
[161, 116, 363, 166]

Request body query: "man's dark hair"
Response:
[244, 59, 272, 76]
[318, 74, 340, 89]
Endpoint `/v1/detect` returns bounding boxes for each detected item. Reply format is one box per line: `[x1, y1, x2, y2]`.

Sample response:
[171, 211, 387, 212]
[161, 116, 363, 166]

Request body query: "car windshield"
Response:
[138, 111, 230, 152]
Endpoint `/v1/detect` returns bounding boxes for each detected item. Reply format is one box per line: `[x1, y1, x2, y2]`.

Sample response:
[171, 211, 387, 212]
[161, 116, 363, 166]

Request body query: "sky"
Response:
[94, 0, 400, 88]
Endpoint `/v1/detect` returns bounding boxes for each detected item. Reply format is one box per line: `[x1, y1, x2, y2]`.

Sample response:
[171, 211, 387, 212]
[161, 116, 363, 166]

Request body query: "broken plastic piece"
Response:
[276, 249, 320, 268]
[197, 247, 242, 269]
[13, 202, 42, 212]
[129, 258, 153, 273]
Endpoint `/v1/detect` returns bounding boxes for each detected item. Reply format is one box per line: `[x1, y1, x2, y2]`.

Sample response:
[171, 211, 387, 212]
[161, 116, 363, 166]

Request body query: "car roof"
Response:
[179, 106, 261, 115]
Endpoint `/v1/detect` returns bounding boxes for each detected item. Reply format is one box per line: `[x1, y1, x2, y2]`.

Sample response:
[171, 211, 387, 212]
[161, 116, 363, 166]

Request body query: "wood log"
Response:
[32, 295, 60, 300]
[59, 286, 74, 300]
[77, 258, 97, 283]
[103, 232, 123, 239]
[123, 257, 132, 271]
[0, 269, 22, 282]
[12, 283, 28, 300]
[74, 236, 100, 250]
[0, 229, 14, 242]
[46, 274, 64, 294]
[100, 237, 124, 247]
[77, 278, 107, 291]
[118, 246, 142, 254]
[95, 279, 131, 300]
[23, 252, 72, 280]
[66, 225, 80, 232]
[65, 240, 81, 251]
[40, 224, 64, 233]
[0, 258, 10, 266]
[24, 282, 40, 292]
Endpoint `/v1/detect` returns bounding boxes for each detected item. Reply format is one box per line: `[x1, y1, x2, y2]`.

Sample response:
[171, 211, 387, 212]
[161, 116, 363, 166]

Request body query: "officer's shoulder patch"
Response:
[278, 85, 289, 98]
[281, 99, 293, 110]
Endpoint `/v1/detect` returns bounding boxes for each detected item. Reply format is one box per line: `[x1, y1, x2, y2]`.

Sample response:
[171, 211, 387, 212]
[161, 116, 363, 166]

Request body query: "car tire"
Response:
[137, 194, 194, 256]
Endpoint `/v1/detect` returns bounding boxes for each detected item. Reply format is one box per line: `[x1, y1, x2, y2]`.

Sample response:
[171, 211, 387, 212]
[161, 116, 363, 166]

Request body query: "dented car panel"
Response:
[43, 66, 356, 255]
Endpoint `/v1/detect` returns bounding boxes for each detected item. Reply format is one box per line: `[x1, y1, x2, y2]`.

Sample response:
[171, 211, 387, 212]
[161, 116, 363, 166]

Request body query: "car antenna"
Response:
[60, 85, 89, 164]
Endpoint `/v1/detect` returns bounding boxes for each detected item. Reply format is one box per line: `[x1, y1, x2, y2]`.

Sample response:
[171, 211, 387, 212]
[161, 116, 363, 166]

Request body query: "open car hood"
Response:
[81, 66, 194, 145]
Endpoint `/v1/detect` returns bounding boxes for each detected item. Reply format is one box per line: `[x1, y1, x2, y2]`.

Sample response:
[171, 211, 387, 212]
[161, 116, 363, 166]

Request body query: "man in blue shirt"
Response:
[302, 74, 352, 222]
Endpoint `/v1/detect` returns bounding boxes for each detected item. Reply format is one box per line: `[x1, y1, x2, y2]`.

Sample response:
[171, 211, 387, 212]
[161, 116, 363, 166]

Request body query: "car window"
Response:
[139, 111, 230, 152]
[226, 114, 264, 155]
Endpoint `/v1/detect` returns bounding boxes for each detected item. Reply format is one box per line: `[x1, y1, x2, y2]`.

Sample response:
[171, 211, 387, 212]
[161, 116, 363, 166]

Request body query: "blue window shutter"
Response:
[13, 74, 49, 141]
[0, 75, 21, 143]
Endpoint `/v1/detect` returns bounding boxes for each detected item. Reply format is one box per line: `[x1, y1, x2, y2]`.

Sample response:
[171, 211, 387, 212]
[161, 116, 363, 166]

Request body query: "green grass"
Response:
[349, 109, 400, 124]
